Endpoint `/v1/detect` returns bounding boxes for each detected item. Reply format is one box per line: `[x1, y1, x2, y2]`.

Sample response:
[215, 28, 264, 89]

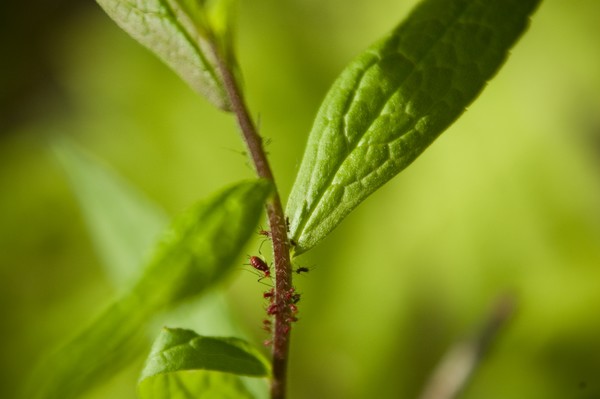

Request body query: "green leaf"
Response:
[286, 0, 541, 255]
[95, 0, 234, 110]
[54, 141, 168, 289]
[144, 327, 270, 378]
[26, 180, 271, 399]
[140, 370, 256, 399]
[139, 328, 269, 399]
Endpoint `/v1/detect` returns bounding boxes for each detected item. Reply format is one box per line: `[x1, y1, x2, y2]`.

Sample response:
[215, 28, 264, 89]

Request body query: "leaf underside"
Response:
[96, 0, 231, 110]
[286, 0, 541, 255]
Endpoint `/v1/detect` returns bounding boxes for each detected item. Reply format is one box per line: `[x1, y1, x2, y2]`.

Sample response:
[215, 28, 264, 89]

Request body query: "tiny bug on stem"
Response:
[248, 255, 271, 281]
[267, 303, 279, 315]
[263, 288, 275, 300]
[258, 228, 271, 239]
[291, 293, 301, 304]
[262, 319, 272, 332]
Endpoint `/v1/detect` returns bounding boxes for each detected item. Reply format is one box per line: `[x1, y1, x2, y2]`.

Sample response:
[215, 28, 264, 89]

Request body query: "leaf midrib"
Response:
[160, 0, 222, 94]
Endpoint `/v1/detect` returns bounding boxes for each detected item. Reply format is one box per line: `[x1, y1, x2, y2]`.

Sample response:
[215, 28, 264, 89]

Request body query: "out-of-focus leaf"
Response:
[139, 328, 269, 399]
[95, 0, 235, 110]
[286, 0, 541, 255]
[25, 180, 271, 399]
[54, 141, 168, 289]
[57, 143, 267, 398]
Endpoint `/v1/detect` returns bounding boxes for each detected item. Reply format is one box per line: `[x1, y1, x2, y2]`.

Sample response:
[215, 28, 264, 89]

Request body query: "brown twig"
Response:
[210, 44, 293, 399]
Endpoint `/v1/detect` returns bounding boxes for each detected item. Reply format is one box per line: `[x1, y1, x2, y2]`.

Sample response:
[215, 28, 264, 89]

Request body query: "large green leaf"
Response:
[54, 141, 168, 289]
[25, 180, 271, 399]
[286, 0, 541, 255]
[95, 0, 235, 110]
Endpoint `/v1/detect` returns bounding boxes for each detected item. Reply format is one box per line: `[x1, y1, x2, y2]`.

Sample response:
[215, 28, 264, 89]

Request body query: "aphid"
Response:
[286, 316, 298, 323]
[284, 287, 301, 304]
[289, 238, 297, 247]
[262, 319, 272, 332]
[266, 303, 279, 315]
[263, 339, 272, 347]
[249, 256, 271, 280]
[284, 287, 297, 301]
[289, 303, 298, 313]
[263, 288, 275, 299]
[285, 216, 290, 232]
[291, 293, 301, 304]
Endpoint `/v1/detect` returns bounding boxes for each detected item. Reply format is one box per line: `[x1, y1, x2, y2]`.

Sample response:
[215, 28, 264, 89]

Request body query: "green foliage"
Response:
[138, 327, 269, 398]
[95, 0, 236, 110]
[26, 180, 271, 399]
[286, 0, 541, 254]
[54, 141, 169, 288]
[21, 0, 545, 398]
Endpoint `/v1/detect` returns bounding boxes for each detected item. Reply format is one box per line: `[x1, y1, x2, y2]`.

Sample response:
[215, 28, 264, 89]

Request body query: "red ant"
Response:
[248, 255, 271, 281]
[258, 228, 271, 239]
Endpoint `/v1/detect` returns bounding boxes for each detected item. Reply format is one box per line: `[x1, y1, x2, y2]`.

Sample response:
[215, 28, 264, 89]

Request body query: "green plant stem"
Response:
[211, 44, 293, 399]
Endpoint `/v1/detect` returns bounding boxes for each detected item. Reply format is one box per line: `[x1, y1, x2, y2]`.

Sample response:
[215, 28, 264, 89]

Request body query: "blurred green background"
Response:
[2, 0, 600, 398]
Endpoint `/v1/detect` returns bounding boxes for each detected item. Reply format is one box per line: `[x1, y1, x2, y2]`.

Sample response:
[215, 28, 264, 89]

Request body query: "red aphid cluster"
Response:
[253, 226, 304, 346]
[262, 287, 301, 346]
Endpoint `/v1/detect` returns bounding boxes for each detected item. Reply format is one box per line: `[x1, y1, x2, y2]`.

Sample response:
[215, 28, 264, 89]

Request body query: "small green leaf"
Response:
[286, 0, 541, 255]
[139, 328, 268, 399]
[54, 141, 168, 289]
[143, 327, 270, 379]
[26, 180, 271, 399]
[95, 0, 234, 110]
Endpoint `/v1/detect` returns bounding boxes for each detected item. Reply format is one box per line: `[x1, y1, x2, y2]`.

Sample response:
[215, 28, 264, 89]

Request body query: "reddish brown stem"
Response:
[211, 45, 293, 399]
